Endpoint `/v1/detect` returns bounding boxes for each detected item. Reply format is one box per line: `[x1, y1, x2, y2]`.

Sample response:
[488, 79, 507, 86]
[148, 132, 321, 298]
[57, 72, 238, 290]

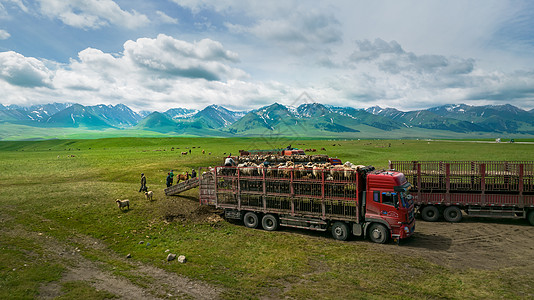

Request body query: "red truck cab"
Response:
[364, 170, 415, 242]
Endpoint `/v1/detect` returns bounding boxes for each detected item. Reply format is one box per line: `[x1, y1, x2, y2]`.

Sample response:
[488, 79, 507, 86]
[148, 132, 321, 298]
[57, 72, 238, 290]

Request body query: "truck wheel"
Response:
[331, 222, 350, 241]
[421, 206, 440, 222]
[368, 223, 389, 244]
[443, 206, 462, 222]
[243, 212, 259, 229]
[261, 214, 279, 231]
[528, 210, 534, 226]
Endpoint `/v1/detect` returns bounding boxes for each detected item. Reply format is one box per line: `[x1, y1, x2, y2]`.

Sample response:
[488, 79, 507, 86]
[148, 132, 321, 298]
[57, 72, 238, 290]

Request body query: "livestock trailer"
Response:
[389, 160, 534, 225]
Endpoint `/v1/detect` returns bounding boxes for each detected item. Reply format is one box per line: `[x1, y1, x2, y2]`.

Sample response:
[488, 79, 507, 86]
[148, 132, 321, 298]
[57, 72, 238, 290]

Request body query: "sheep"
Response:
[330, 164, 345, 180]
[144, 191, 153, 201]
[116, 199, 130, 210]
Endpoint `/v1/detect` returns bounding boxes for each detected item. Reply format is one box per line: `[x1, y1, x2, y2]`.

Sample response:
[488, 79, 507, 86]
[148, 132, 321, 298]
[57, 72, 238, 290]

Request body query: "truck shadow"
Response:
[399, 233, 452, 251]
[253, 226, 453, 250]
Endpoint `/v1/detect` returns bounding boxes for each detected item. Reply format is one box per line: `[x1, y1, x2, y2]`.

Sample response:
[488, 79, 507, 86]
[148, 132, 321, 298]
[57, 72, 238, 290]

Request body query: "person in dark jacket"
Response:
[191, 169, 197, 178]
[166, 172, 173, 187]
[139, 173, 147, 192]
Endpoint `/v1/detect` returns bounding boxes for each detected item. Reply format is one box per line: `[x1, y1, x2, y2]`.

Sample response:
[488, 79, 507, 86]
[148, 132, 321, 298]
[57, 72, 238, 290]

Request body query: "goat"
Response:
[116, 199, 130, 210]
[144, 191, 153, 201]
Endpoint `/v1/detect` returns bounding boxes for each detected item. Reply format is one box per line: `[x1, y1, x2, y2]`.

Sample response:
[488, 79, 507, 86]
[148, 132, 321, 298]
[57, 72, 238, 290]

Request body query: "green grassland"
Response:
[1, 137, 533, 299]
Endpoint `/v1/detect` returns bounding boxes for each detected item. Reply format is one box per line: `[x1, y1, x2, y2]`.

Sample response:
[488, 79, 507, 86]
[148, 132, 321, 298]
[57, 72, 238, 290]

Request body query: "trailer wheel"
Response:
[261, 214, 279, 231]
[443, 206, 462, 222]
[528, 210, 534, 226]
[243, 212, 259, 229]
[368, 223, 389, 244]
[421, 206, 440, 222]
[331, 222, 350, 241]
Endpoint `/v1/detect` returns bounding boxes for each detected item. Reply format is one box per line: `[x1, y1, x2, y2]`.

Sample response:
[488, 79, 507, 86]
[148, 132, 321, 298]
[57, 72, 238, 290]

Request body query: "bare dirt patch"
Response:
[396, 216, 534, 270]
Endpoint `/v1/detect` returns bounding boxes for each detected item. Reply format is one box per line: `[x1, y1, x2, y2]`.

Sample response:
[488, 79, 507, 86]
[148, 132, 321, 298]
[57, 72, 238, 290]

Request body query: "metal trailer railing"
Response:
[200, 166, 362, 222]
[389, 161, 534, 194]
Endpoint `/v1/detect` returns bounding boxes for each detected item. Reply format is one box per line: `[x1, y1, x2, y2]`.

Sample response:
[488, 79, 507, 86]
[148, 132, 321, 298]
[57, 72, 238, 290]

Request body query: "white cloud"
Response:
[0, 0, 29, 14]
[226, 10, 342, 54]
[123, 34, 244, 81]
[156, 10, 178, 24]
[0, 29, 10, 39]
[37, 0, 149, 29]
[0, 51, 53, 87]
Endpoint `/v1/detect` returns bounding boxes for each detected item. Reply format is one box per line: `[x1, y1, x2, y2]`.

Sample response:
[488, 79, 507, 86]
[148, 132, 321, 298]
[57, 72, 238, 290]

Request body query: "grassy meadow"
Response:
[1, 137, 533, 299]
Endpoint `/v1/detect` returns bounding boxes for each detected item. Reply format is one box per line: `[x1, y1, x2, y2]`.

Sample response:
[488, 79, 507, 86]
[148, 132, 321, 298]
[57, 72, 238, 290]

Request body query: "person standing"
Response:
[166, 172, 172, 187]
[191, 169, 197, 178]
[139, 173, 147, 192]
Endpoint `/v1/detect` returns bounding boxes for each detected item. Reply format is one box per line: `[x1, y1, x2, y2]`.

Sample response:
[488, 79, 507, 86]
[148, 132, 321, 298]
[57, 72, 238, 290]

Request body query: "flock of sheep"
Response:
[222, 160, 367, 181]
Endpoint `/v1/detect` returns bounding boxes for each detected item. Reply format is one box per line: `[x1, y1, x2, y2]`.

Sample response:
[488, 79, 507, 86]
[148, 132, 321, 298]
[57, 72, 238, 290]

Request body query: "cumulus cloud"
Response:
[348, 38, 475, 77]
[0, 29, 10, 39]
[37, 0, 149, 29]
[0, 51, 53, 87]
[123, 34, 244, 81]
[29, 34, 272, 111]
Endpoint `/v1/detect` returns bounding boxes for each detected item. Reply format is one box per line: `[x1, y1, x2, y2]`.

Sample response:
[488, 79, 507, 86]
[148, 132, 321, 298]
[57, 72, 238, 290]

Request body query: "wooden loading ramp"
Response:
[164, 177, 200, 196]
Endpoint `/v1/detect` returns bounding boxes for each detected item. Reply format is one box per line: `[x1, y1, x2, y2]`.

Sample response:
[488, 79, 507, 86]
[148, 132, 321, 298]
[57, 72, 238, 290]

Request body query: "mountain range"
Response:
[1, 101, 534, 139]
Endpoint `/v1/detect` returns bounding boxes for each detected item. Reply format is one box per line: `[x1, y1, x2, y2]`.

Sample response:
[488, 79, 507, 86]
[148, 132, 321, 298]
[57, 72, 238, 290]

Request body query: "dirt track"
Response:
[396, 216, 534, 270]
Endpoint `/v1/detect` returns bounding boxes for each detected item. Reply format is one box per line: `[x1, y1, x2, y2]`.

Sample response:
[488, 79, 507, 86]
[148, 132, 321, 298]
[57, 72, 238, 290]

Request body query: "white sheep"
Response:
[116, 199, 130, 210]
[145, 191, 153, 201]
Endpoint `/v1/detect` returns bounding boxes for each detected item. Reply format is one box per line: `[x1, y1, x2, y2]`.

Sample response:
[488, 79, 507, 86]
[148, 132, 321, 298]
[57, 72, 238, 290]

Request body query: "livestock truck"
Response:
[198, 165, 415, 243]
[389, 161, 534, 225]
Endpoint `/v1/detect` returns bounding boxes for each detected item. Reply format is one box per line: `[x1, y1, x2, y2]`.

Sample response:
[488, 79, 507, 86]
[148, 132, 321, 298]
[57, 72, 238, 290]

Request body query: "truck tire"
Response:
[368, 223, 388, 244]
[421, 205, 440, 222]
[261, 214, 279, 231]
[331, 222, 350, 241]
[243, 212, 259, 229]
[443, 206, 462, 222]
[528, 210, 534, 226]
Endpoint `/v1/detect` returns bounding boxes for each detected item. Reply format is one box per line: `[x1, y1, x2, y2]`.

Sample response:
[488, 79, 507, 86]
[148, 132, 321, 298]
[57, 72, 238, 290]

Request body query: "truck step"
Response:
[467, 206, 523, 218]
[279, 216, 328, 231]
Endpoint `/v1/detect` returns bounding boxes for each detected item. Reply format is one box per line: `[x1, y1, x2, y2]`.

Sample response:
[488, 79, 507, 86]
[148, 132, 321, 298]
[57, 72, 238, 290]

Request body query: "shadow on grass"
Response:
[399, 232, 452, 251]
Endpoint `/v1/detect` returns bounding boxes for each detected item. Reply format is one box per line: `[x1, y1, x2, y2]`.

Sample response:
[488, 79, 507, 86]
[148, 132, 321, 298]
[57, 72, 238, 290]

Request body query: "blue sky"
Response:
[0, 0, 534, 112]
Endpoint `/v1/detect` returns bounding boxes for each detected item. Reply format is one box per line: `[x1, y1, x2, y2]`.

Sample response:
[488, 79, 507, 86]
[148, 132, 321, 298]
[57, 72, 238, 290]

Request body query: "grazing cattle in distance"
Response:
[181, 151, 187, 155]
